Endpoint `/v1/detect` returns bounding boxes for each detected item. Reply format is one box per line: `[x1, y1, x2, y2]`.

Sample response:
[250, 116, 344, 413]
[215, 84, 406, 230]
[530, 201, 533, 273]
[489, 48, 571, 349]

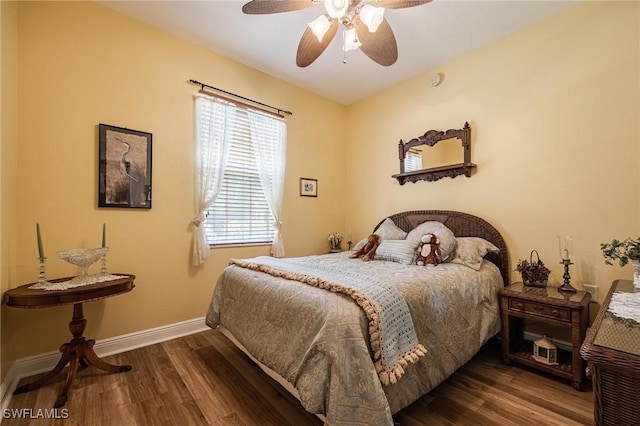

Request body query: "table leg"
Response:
[81, 339, 131, 373]
[13, 350, 72, 394]
[13, 302, 132, 407]
[54, 351, 79, 408]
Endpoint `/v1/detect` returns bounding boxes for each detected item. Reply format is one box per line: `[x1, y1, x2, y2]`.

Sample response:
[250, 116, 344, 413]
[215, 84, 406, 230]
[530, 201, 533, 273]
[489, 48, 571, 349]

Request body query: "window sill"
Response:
[210, 242, 272, 249]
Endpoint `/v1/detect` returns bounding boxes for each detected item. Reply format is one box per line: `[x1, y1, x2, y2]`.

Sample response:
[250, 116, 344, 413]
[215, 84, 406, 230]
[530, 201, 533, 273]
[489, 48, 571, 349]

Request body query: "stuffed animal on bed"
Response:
[416, 233, 441, 266]
[350, 233, 380, 262]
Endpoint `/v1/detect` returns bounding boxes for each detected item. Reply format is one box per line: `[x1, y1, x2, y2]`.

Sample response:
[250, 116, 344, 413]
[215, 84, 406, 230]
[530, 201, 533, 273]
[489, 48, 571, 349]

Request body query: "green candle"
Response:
[102, 223, 106, 248]
[36, 222, 45, 260]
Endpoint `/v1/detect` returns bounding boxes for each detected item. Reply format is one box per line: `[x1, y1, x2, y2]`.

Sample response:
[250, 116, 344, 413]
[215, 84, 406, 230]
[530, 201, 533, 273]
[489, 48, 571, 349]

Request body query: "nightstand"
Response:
[499, 282, 591, 390]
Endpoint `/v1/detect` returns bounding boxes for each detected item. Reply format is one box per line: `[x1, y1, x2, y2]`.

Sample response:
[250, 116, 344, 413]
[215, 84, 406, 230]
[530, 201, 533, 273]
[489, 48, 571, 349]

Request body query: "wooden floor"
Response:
[5, 329, 594, 425]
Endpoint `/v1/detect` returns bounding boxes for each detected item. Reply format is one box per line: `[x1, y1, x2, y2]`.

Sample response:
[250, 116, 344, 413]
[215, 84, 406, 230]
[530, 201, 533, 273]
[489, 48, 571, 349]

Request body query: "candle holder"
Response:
[558, 258, 577, 293]
[37, 257, 48, 285]
[101, 250, 108, 275]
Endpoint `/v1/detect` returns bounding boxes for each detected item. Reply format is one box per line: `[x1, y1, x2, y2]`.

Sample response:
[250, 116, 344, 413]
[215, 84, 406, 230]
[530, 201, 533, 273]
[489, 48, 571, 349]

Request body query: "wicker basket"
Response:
[518, 250, 549, 287]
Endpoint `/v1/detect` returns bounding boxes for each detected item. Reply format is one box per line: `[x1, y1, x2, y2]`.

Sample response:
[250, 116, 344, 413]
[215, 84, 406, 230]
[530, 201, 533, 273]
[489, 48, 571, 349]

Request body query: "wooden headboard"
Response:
[373, 210, 510, 286]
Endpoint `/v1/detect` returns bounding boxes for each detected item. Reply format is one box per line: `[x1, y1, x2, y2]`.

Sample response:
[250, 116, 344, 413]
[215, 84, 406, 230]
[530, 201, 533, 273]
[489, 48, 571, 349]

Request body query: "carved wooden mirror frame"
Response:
[392, 122, 476, 185]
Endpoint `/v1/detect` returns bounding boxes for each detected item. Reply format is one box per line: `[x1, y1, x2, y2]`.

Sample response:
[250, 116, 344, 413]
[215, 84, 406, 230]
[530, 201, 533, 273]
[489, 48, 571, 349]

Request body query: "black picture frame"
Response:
[98, 123, 152, 209]
[299, 177, 317, 197]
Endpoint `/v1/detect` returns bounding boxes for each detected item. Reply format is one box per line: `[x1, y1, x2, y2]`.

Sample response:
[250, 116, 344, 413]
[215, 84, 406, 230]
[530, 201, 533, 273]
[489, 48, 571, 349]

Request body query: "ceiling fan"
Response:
[242, 0, 432, 67]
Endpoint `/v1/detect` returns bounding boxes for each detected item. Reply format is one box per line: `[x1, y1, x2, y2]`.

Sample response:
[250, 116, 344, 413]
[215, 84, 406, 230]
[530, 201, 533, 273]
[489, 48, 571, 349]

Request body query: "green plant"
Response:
[515, 251, 551, 285]
[600, 238, 640, 267]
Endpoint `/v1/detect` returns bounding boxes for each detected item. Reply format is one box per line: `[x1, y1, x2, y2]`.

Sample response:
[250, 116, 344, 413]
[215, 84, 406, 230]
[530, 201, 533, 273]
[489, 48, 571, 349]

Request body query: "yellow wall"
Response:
[3, 0, 639, 378]
[1, 0, 346, 372]
[1, 0, 19, 378]
[345, 1, 639, 299]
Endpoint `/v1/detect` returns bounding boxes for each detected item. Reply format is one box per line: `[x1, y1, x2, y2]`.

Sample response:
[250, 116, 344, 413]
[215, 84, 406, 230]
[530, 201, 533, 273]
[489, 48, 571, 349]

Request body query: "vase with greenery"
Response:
[600, 238, 640, 289]
[516, 250, 551, 287]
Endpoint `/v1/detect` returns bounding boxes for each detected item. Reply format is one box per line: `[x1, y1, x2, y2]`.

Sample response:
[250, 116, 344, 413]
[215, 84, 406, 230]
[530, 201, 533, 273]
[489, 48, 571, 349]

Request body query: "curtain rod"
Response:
[188, 79, 293, 117]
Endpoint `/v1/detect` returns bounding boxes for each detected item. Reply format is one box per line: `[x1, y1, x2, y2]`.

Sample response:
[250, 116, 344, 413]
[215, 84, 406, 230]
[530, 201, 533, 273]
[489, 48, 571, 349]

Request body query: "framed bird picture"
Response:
[98, 123, 152, 209]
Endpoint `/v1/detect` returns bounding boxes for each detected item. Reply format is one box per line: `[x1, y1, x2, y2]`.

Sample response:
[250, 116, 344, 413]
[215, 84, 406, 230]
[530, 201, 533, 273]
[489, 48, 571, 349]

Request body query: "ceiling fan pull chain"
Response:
[342, 28, 347, 64]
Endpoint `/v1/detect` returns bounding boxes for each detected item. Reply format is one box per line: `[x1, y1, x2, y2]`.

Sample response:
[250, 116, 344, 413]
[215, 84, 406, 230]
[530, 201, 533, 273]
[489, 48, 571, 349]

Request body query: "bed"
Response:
[205, 210, 509, 425]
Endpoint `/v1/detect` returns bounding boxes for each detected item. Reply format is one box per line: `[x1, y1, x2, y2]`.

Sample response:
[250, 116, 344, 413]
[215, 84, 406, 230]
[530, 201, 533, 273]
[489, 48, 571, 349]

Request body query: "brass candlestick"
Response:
[558, 259, 577, 292]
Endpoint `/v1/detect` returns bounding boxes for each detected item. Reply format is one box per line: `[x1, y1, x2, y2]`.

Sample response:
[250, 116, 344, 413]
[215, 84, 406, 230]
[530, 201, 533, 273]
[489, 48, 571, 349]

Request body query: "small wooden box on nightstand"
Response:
[499, 282, 591, 390]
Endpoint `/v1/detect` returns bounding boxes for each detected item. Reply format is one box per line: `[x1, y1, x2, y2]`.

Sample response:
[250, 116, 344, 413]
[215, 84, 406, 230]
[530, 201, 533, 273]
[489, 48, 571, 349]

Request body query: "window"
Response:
[405, 148, 423, 172]
[204, 109, 274, 245]
[193, 94, 286, 253]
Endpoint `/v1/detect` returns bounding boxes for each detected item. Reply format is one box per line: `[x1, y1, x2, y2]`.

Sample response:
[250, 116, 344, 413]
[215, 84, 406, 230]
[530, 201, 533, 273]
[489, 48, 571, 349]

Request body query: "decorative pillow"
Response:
[374, 218, 408, 241]
[406, 221, 457, 262]
[374, 239, 418, 265]
[449, 237, 500, 271]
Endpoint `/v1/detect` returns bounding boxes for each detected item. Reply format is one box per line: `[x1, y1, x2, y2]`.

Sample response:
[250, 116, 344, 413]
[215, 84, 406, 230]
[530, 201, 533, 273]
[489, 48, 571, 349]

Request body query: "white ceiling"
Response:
[98, 0, 578, 105]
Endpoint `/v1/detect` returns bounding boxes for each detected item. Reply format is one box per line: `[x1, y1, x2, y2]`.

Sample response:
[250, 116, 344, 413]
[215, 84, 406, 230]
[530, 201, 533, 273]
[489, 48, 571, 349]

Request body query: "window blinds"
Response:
[202, 107, 278, 245]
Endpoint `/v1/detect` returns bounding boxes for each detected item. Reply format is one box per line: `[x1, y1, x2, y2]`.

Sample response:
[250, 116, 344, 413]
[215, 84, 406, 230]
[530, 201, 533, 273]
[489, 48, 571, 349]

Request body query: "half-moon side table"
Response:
[2, 274, 135, 408]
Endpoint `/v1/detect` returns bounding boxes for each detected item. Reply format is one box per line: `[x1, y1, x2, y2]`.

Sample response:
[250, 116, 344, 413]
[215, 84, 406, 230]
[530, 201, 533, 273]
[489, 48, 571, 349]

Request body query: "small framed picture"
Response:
[300, 177, 317, 197]
[98, 123, 152, 209]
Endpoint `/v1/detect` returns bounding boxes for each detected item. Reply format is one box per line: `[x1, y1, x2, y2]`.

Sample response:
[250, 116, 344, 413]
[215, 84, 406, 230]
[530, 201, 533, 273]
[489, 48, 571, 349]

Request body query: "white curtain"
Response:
[248, 111, 287, 257]
[191, 94, 234, 266]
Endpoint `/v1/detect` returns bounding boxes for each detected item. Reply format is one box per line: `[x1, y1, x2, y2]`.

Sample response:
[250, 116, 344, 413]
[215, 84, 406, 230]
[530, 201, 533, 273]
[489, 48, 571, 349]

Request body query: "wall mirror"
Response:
[392, 122, 476, 185]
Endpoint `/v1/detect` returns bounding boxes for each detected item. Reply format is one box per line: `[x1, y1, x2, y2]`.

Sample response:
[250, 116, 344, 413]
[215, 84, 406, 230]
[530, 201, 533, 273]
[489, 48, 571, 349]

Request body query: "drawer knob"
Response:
[552, 309, 559, 317]
[515, 303, 523, 309]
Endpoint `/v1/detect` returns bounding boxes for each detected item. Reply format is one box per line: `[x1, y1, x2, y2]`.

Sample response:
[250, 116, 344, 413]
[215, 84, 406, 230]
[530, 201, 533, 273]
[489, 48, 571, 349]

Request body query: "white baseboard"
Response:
[0, 317, 209, 417]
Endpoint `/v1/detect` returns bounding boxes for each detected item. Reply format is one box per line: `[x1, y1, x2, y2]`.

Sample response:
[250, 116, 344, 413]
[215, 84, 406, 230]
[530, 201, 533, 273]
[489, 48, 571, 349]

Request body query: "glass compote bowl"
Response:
[57, 247, 109, 280]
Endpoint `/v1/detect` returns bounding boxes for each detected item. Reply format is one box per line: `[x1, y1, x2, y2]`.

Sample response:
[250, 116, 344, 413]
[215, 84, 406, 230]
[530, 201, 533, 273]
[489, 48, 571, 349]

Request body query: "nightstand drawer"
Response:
[508, 298, 570, 322]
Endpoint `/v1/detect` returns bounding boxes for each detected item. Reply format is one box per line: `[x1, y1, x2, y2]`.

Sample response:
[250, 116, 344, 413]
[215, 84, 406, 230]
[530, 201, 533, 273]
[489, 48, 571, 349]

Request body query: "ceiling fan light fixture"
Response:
[308, 15, 332, 42]
[343, 27, 361, 52]
[324, 0, 349, 19]
[359, 4, 384, 32]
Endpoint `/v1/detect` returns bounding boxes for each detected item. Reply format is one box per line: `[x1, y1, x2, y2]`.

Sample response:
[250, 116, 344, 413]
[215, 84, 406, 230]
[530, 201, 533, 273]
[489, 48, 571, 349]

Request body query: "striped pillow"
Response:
[374, 240, 418, 265]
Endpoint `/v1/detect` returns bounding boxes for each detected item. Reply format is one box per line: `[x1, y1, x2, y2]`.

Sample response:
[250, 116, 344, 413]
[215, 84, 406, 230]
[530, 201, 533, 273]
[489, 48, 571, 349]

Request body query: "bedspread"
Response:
[206, 252, 502, 425]
[229, 256, 427, 385]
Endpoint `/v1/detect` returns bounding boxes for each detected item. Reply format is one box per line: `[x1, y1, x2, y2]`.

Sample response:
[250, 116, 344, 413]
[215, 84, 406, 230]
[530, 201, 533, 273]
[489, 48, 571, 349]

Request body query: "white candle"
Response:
[36, 222, 45, 260]
[559, 235, 572, 260]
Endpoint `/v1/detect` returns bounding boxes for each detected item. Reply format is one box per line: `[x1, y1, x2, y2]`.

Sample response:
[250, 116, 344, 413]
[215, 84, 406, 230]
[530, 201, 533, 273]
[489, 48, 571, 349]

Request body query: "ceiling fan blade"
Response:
[369, 0, 431, 9]
[242, 0, 315, 15]
[296, 20, 339, 67]
[355, 18, 397, 66]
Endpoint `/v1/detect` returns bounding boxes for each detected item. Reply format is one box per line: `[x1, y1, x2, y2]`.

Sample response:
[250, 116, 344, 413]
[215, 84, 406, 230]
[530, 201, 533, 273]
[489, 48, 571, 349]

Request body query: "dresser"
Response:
[580, 279, 640, 426]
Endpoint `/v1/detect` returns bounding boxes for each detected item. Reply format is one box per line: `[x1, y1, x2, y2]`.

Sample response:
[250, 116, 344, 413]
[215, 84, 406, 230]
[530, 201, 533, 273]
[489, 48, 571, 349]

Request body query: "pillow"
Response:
[374, 239, 418, 265]
[352, 237, 368, 251]
[374, 218, 408, 241]
[406, 221, 457, 262]
[449, 237, 500, 271]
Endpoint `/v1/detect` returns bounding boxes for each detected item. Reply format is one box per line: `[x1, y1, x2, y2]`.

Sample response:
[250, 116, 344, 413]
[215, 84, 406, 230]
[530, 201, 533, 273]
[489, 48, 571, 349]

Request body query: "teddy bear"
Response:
[350, 233, 380, 262]
[416, 233, 441, 266]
